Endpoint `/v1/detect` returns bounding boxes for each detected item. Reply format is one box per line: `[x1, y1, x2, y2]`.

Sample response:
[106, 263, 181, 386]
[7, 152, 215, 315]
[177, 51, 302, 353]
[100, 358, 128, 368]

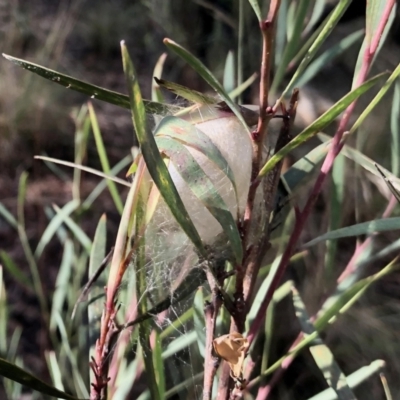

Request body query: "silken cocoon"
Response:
[147, 110, 254, 245]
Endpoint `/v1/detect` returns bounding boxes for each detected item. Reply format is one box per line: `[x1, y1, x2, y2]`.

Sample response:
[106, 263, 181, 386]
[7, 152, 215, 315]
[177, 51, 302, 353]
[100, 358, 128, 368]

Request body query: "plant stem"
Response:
[240, 0, 281, 326]
[218, 2, 281, 399]
[202, 293, 222, 399]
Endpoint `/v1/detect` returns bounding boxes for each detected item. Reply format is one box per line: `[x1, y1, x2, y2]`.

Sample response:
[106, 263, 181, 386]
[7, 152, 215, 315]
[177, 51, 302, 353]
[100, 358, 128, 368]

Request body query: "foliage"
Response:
[0, 1, 400, 399]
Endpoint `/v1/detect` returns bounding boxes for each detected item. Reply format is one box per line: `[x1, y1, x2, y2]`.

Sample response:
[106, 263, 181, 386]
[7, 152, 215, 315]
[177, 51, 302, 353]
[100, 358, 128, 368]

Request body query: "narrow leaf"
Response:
[163, 39, 251, 134]
[34, 156, 131, 187]
[318, 133, 400, 193]
[305, 217, 400, 247]
[228, 73, 258, 100]
[259, 73, 387, 176]
[223, 50, 235, 94]
[50, 239, 74, 331]
[0, 357, 82, 400]
[35, 200, 80, 259]
[293, 288, 355, 399]
[52, 205, 92, 252]
[0, 251, 33, 290]
[349, 63, 400, 134]
[391, 76, 400, 176]
[295, 30, 363, 89]
[88, 103, 124, 213]
[281, 0, 352, 98]
[155, 78, 217, 105]
[308, 360, 385, 400]
[247, 0, 262, 21]
[375, 164, 400, 204]
[193, 288, 206, 356]
[0, 203, 17, 230]
[152, 53, 167, 103]
[2, 53, 180, 115]
[271, 0, 312, 93]
[121, 41, 205, 257]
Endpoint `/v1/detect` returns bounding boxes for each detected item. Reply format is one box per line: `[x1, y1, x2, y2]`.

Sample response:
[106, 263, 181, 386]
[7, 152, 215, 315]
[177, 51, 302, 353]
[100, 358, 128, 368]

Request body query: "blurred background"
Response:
[1, 0, 400, 399]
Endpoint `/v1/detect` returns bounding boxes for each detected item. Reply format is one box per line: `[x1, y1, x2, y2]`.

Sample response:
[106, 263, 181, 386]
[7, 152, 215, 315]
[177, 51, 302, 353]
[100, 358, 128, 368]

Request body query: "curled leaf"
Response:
[213, 332, 249, 379]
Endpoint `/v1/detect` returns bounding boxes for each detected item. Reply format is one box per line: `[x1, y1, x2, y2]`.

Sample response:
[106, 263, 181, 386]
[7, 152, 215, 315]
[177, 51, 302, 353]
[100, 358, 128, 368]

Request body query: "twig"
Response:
[217, 2, 282, 399]
[202, 298, 221, 399]
[90, 247, 133, 400]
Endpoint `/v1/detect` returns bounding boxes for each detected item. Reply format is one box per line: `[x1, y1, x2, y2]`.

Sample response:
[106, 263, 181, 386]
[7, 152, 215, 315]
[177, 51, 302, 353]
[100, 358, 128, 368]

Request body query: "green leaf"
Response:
[0, 267, 6, 355]
[223, 50, 235, 94]
[308, 360, 385, 400]
[152, 53, 167, 103]
[318, 133, 400, 194]
[391, 76, 400, 177]
[52, 204, 92, 253]
[292, 287, 355, 399]
[0, 357, 82, 400]
[275, 0, 289, 70]
[35, 199, 80, 259]
[228, 73, 258, 100]
[193, 288, 206, 356]
[16, 172, 48, 320]
[152, 331, 166, 399]
[247, 0, 262, 21]
[82, 155, 132, 210]
[0, 251, 33, 290]
[282, 141, 331, 194]
[280, 0, 352, 98]
[0, 203, 17, 230]
[164, 373, 203, 399]
[246, 253, 293, 330]
[375, 164, 400, 205]
[54, 313, 89, 398]
[349, 63, 400, 134]
[34, 156, 131, 187]
[258, 259, 397, 379]
[162, 331, 197, 360]
[163, 39, 250, 134]
[271, 0, 312, 93]
[295, 30, 364, 89]
[259, 72, 387, 177]
[303, 0, 326, 34]
[50, 239, 74, 331]
[156, 136, 243, 263]
[305, 217, 400, 247]
[45, 351, 65, 393]
[121, 41, 205, 257]
[326, 154, 345, 276]
[2, 53, 180, 115]
[88, 103, 124, 214]
[317, 259, 398, 329]
[155, 78, 218, 105]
